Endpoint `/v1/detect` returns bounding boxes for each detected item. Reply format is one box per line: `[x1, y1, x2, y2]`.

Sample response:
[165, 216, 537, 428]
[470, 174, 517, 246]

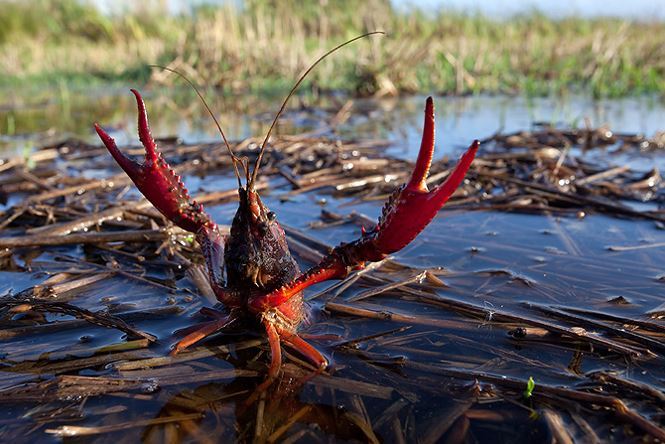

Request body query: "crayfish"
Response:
[93, 35, 478, 384]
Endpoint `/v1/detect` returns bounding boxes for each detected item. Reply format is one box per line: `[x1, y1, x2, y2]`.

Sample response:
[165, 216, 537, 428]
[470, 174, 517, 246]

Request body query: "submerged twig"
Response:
[0, 298, 156, 342]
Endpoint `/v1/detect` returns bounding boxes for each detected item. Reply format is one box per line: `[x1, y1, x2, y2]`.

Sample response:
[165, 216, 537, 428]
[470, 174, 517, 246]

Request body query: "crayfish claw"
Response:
[370, 98, 478, 254]
[429, 139, 479, 206]
[374, 140, 478, 255]
[130, 88, 160, 164]
[96, 89, 214, 234]
[94, 123, 143, 178]
[407, 96, 436, 193]
[253, 98, 479, 312]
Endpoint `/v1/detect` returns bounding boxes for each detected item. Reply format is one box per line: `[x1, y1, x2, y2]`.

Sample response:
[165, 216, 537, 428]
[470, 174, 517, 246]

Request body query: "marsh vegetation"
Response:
[1, 0, 664, 98]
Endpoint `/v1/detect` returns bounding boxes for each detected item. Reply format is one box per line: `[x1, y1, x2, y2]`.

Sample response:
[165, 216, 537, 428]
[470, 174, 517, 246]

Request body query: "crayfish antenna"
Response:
[149, 65, 243, 188]
[248, 31, 385, 190]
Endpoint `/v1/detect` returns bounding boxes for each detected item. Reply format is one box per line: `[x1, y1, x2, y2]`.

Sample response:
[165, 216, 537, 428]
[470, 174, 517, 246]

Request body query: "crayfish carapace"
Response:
[94, 34, 479, 385]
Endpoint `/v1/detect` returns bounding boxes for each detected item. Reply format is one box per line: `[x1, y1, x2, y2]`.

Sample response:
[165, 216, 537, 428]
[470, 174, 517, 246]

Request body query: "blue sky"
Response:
[97, 0, 665, 20]
[396, 0, 665, 19]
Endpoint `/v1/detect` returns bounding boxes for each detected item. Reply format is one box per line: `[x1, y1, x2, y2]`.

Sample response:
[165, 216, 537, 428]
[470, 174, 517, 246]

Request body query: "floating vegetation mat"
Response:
[0, 113, 664, 442]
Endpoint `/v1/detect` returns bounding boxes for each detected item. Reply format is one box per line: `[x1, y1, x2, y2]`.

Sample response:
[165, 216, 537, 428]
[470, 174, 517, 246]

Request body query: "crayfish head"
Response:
[224, 187, 300, 296]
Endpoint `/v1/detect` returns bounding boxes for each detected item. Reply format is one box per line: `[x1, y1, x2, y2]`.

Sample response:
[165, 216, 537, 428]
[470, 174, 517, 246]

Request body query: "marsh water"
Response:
[0, 89, 664, 442]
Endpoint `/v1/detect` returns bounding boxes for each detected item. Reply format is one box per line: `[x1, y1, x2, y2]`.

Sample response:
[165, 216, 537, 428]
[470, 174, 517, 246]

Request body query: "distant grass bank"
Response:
[1, 0, 664, 98]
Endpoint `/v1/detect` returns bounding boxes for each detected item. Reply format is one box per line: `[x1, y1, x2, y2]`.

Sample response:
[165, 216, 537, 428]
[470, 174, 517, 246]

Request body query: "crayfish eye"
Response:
[267, 211, 276, 221]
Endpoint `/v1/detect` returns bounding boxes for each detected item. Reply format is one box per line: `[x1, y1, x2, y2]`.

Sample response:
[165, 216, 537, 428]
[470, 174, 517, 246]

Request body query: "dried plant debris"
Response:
[0, 118, 663, 442]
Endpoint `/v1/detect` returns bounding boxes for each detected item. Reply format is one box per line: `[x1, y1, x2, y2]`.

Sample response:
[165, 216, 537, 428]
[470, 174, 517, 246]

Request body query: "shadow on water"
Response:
[0, 88, 664, 442]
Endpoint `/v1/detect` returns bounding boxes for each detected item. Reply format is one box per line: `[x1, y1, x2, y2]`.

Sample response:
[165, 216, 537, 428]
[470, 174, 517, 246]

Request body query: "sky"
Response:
[96, 0, 665, 20]
[396, 0, 665, 20]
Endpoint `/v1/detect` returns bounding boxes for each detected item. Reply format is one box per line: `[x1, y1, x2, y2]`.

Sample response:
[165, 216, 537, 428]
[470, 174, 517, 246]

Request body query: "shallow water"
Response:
[2, 88, 664, 162]
[0, 89, 664, 442]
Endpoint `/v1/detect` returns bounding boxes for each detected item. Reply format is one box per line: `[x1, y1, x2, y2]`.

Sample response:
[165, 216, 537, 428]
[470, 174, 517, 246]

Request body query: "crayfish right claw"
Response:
[250, 97, 479, 313]
[95, 89, 213, 234]
[372, 97, 478, 254]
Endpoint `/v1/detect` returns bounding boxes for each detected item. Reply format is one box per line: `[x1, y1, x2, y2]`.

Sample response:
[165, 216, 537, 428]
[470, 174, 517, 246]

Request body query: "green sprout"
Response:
[523, 376, 535, 399]
[22, 142, 35, 170]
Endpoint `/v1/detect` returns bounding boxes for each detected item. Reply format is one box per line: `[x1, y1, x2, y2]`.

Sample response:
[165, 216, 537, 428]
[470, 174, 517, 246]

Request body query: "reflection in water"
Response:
[142, 372, 554, 443]
[144, 369, 376, 443]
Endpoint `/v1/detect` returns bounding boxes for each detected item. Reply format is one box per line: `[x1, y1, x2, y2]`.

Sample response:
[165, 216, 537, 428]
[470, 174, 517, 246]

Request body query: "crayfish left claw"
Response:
[95, 89, 214, 234]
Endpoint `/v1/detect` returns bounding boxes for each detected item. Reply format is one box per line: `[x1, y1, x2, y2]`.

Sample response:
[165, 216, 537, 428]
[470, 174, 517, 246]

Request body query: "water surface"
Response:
[0, 89, 663, 443]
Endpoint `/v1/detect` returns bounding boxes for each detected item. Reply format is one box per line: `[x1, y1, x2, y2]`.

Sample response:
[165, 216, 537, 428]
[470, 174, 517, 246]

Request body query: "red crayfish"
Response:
[93, 36, 478, 383]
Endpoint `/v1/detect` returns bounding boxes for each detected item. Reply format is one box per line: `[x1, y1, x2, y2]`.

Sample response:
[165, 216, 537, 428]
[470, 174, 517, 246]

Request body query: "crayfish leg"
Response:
[170, 312, 235, 355]
[243, 319, 284, 408]
[277, 326, 328, 371]
[244, 321, 327, 408]
[263, 320, 283, 382]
